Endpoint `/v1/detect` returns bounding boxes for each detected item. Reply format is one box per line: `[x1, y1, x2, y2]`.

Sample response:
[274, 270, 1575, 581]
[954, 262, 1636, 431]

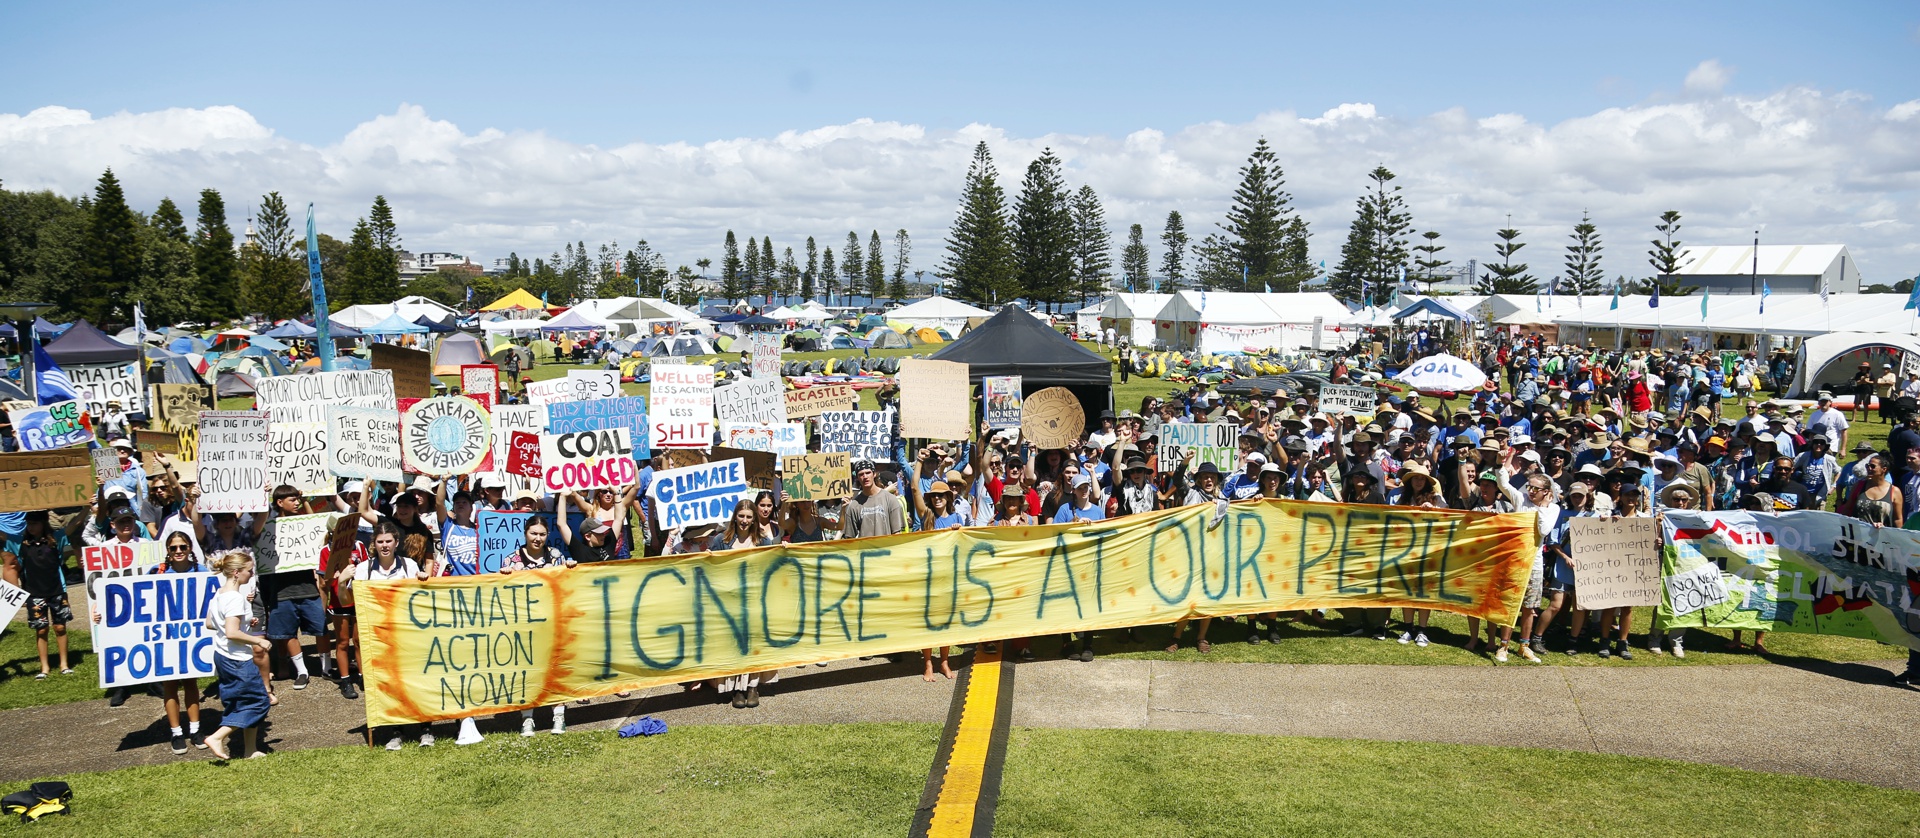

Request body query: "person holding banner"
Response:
[501, 517, 575, 737]
[780, 499, 827, 544]
[564, 485, 640, 560]
[320, 516, 367, 696]
[253, 486, 327, 691]
[353, 526, 432, 749]
[3, 511, 74, 680]
[1490, 463, 1556, 664]
[150, 531, 208, 754]
[710, 501, 780, 708]
[1540, 482, 1596, 657]
[203, 550, 272, 761]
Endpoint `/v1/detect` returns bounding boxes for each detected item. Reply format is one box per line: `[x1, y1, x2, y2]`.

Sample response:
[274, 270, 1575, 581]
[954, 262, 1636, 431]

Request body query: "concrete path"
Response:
[3, 654, 1915, 790]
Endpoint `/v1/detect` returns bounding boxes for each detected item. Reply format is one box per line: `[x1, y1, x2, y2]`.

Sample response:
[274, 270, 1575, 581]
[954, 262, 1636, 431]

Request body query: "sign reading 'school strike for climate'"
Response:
[355, 499, 1538, 726]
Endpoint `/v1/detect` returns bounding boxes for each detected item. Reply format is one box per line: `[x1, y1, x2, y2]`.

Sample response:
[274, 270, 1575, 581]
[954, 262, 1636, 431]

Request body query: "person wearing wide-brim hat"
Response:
[1390, 461, 1443, 646]
[1165, 461, 1227, 654]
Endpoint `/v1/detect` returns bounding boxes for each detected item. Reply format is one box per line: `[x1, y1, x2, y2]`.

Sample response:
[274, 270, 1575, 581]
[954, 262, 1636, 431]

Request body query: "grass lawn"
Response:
[0, 611, 104, 711]
[15, 724, 1918, 837]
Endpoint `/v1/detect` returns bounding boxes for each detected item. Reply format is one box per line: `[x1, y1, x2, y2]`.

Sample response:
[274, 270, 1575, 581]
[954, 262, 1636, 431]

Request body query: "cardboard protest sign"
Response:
[645, 458, 750, 528]
[252, 369, 395, 426]
[0, 579, 27, 634]
[94, 571, 222, 689]
[91, 448, 121, 484]
[523, 378, 578, 406]
[714, 376, 785, 426]
[326, 406, 402, 482]
[401, 396, 492, 477]
[1318, 383, 1377, 417]
[149, 383, 213, 432]
[267, 422, 331, 496]
[0, 467, 96, 513]
[546, 396, 650, 460]
[266, 512, 337, 574]
[0, 448, 91, 471]
[649, 364, 715, 448]
[491, 404, 547, 475]
[897, 359, 971, 440]
[785, 384, 855, 420]
[710, 446, 777, 492]
[372, 344, 436, 399]
[9, 400, 93, 450]
[505, 431, 542, 479]
[1659, 511, 1920, 651]
[780, 452, 850, 501]
[460, 364, 499, 400]
[1157, 423, 1239, 472]
[539, 428, 638, 493]
[355, 498, 1539, 726]
[66, 362, 144, 415]
[747, 333, 782, 379]
[1567, 516, 1662, 609]
[476, 510, 533, 574]
[984, 376, 1022, 430]
[566, 369, 621, 401]
[721, 422, 806, 457]
[1020, 387, 1084, 450]
[197, 411, 269, 513]
[817, 410, 893, 461]
[82, 541, 160, 604]
[133, 429, 181, 456]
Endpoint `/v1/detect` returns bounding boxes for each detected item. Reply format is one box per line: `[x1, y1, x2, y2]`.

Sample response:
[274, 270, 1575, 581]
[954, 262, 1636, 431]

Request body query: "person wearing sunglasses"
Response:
[149, 531, 209, 754]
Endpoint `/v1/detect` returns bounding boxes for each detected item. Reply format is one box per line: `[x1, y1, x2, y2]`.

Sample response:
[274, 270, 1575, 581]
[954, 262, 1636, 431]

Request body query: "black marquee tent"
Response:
[43, 320, 139, 366]
[929, 304, 1113, 417]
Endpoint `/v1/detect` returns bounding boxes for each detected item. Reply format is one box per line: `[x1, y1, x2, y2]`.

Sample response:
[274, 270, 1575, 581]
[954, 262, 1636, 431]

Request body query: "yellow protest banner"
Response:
[357, 499, 1536, 726]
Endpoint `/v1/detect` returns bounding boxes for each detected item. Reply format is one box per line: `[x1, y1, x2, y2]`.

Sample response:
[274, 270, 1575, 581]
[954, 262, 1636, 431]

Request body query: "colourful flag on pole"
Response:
[31, 337, 78, 405]
[306, 204, 336, 372]
[1760, 280, 1771, 315]
[1650, 284, 1660, 308]
[1906, 276, 1920, 311]
[1701, 287, 1710, 322]
[1609, 288, 1619, 310]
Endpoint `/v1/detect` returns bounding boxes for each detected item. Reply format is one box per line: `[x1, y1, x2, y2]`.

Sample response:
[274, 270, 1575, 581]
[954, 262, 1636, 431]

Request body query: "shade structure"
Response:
[1392, 298, 1474, 322]
[413, 315, 456, 333]
[539, 307, 612, 332]
[249, 335, 290, 352]
[481, 288, 545, 311]
[0, 318, 64, 340]
[887, 296, 993, 333]
[1393, 353, 1487, 393]
[261, 320, 317, 339]
[1785, 332, 1920, 399]
[362, 311, 429, 335]
[929, 304, 1114, 423]
[42, 319, 139, 365]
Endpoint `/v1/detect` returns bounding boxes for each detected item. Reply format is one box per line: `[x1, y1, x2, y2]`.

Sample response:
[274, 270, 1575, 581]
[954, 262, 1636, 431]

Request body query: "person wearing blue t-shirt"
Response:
[1051, 474, 1106, 524]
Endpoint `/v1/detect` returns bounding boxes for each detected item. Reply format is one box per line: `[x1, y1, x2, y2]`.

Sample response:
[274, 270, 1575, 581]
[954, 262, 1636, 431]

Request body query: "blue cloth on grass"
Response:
[618, 716, 668, 737]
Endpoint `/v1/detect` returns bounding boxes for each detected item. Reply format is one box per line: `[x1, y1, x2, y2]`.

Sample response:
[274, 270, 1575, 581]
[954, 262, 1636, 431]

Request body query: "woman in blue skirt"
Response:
[204, 550, 273, 760]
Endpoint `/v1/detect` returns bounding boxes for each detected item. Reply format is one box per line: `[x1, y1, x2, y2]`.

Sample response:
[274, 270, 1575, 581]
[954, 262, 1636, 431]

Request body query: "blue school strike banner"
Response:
[95, 572, 223, 689]
[477, 510, 532, 573]
[547, 396, 650, 459]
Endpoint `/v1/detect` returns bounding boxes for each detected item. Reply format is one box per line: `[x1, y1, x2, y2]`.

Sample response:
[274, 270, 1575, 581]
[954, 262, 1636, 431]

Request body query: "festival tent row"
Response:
[1785, 332, 1920, 399]
[1087, 293, 1176, 346]
[885, 296, 993, 333]
[1547, 293, 1920, 350]
[1152, 291, 1357, 353]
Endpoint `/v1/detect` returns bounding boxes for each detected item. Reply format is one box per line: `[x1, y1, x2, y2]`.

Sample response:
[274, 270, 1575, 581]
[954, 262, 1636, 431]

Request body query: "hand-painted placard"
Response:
[133, 429, 181, 456]
[780, 452, 851, 501]
[0, 449, 92, 471]
[650, 364, 715, 448]
[1157, 422, 1238, 472]
[646, 459, 750, 528]
[817, 410, 893, 462]
[505, 431, 542, 479]
[372, 344, 436, 399]
[9, 400, 93, 450]
[65, 362, 144, 415]
[0, 467, 97, 513]
[747, 333, 782, 379]
[476, 510, 533, 574]
[94, 571, 222, 689]
[91, 448, 120, 484]
[539, 428, 638, 492]
[326, 406, 402, 482]
[785, 384, 856, 420]
[267, 422, 331, 496]
[491, 404, 547, 476]
[197, 411, 269, 513]
[721, 422, 806, 456]
[1020, 387, 1084, 450]
[897, 359, 971, 440]
[266, 512, 338, 575]
[460, 365, 499, 400]
[150, 383, 213, 433]
[523, 377, 578, 406]
[984, 375, 1022, 430]
[252, 370, 395, 426]
[546, 396, 651, 460]
[1567, 516, 1661, 609]
[400, 396, 492, 477]
[0, 579, 27, 634]
[566, 369, 621, 401]
[1318, 383, 1377, 417]
[82, 541, 160, 604]
[714, 376, 785, 426]
[710, 446, 777, 492]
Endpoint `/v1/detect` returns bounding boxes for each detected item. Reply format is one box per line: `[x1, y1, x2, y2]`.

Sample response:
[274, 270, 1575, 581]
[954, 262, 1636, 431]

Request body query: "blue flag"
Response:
[306, 204, 336, 371]
[1906, 276, 1920, 311]
[1701, 287, 1710, 322]
[1609, 288, 1619, 310]
[31, 337, 79, 405]
[1649, 283, 1660, 308]
[1760, 279, 1771, 315]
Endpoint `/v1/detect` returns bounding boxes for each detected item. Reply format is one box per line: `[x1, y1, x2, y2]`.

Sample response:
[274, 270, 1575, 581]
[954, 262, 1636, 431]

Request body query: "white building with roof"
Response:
[1667, 244, 1858, 295]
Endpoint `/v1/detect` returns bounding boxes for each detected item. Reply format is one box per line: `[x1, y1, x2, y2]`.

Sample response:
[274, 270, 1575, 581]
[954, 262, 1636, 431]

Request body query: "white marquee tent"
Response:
[1153, 291, 1355, 353]
[886, 296, 992, 333]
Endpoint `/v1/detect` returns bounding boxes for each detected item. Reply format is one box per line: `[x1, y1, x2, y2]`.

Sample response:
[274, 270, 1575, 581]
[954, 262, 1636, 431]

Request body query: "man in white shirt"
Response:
[1804, 392, 1849, 450]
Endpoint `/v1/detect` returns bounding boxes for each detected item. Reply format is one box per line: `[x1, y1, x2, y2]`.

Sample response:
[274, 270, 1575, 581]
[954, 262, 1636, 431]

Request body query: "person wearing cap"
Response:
[101, 437, 149, 503]
[97, 400, 130, 440]
[1221, 451, 1269, 501]
[1849, 361, 1877, 421]
[1833, 440, 1878, 503]
[430, 482, 483, 576]
[1050, 472, 1108, 662]
[565, 483, 640, 559]
[1876, 363, 1901, 424]
[1806, 392, 1849, 451]
[1792, 436, 1840, 509]
[559, 504, 621, 565]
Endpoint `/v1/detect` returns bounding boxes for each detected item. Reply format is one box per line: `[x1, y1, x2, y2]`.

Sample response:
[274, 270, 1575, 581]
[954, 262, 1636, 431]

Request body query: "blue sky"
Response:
[6, 2, 1914, 146]
[2, 2, 1918, 282]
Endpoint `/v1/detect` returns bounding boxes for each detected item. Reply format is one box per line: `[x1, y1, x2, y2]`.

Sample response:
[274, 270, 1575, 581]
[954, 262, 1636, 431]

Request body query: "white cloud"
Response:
[2, 81, 1918, 285]
[1684, 59, 1734, 95]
